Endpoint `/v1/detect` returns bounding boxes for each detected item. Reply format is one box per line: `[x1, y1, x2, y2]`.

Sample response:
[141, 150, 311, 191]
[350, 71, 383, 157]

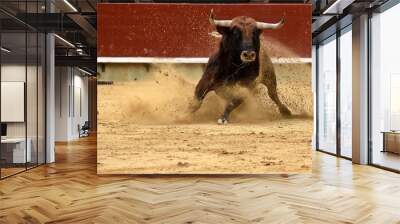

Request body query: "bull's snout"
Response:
[240, 51, 256, 63]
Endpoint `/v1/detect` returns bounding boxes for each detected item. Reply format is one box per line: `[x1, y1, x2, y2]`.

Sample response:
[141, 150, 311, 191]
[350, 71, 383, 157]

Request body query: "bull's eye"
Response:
[253, 30, 260, 40]
[253, 29, 260, 36]
[232, 28, 241, 39]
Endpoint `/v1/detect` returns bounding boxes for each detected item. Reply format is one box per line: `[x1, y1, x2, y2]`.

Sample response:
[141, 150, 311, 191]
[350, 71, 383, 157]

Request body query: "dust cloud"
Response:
[98, 63, 312, 125]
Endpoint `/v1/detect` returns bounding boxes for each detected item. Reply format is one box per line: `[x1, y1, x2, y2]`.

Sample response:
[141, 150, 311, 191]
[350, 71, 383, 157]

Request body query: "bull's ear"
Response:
[216, 26, 230, 35]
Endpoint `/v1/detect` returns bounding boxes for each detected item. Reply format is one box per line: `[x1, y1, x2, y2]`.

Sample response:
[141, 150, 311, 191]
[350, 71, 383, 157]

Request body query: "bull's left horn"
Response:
[256, 18, 285, 29]
[209, 9, 232, 27]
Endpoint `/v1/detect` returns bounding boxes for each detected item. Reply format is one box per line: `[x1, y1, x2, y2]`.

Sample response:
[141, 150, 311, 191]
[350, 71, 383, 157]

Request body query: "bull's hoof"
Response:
[280, 107, 292, 117]
[217, 118, 228, 125]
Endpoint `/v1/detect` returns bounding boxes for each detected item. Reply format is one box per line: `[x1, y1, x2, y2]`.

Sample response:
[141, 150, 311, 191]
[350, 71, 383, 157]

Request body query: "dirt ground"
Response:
[97, 119, 312, 174]
[97, 63, 313, 174]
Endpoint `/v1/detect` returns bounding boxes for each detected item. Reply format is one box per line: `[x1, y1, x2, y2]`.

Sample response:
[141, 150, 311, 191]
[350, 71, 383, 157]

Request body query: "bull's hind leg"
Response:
[218, 98, 243, 124]
[262, 73, 291, 116]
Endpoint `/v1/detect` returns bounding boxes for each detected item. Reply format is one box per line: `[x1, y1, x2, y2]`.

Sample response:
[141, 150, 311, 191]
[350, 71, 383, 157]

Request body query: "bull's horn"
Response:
[209, 9, 232, 27]
[256, 18, 285, 29]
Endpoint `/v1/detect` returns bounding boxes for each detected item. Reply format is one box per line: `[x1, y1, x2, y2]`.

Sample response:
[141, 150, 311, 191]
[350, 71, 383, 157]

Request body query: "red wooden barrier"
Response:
[97, 3, 311, 59]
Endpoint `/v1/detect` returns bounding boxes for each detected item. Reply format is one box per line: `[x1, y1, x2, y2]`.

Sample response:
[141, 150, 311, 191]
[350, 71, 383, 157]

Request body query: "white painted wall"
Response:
[1, 63, 46, 164]
[1, 65, 27, 139]
[1, 65, 41, 136]
[1, 64, 26, 81]
[55, 66, 70, 141]
[55, 67, 89, 141]
[73, 73, 88, 136]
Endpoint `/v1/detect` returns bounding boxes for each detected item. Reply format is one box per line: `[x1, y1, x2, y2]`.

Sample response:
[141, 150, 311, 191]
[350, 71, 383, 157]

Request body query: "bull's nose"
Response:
[240, 51, 256, 62]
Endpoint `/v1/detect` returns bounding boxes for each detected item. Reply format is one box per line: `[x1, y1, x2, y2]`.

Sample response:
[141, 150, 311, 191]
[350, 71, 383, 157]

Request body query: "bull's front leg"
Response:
[218, 98, 243, 125]
[189, 73, 214, 113]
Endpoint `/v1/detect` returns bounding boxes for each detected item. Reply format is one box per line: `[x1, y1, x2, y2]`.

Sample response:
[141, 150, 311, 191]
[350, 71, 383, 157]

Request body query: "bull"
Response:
[190, 10, 291, 124]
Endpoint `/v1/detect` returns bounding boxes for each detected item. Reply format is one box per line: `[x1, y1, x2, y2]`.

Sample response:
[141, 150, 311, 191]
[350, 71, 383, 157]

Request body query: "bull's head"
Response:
[209, 9, 284, 64]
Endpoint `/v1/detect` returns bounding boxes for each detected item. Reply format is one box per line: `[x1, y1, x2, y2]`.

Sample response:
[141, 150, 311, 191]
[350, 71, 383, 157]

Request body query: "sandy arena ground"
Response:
[97, 63, 313, 174]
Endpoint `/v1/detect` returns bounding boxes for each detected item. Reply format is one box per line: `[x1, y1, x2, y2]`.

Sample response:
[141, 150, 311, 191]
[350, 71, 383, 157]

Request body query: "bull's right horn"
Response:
[209, 9, 232, 27]
[256, 18, 285, 30]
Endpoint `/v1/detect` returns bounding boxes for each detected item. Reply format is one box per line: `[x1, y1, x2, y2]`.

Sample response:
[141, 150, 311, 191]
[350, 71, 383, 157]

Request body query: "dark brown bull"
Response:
[190, 10, 291, 124]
